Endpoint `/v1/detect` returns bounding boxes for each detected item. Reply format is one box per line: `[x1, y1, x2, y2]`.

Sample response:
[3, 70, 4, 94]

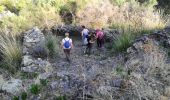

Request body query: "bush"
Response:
[113, 33, 133, 52]
[54, 95, 67, 100]
[0, 34, 22, 72]
[0, 5, 5, 12]
[13, 96, 19, 100]
[40, 79, 48, 86]
[20, 72, 39, 79]
[30, 84, 41, 95]
[21, 92, 27, 100]
[45, 35, 59, 58]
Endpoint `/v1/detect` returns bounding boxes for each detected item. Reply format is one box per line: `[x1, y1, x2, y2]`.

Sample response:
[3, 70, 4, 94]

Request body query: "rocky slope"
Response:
[0, 26, 170, 100]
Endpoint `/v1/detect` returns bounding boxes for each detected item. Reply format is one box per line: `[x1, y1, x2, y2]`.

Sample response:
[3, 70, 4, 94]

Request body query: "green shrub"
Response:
[45, 35, 59, 58]
[54, 95, 67, 100]
[21, 92, 27, 100]
[30, 84, 41, 95]
[110, 0, 126, 6]
[40, 79, 48, 86]
[21, 72, 39, 79]
[13, 96, 19, 100]
[0, 5, 5, 12]
[113, 33, 133, 52]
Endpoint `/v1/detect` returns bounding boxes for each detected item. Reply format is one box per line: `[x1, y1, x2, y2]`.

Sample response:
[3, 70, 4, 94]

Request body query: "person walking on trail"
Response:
[96, 29, 104, 48]
[61, 33, 73, 62]
[81, 25, 89, 45]
[85, 33, 96, 55]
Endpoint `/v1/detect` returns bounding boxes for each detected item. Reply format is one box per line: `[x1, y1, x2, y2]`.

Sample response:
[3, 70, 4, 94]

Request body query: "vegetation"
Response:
[45, 35, 59, 58]
[0, 34, 22, 73]
[12, 96, 19, 100]
[30, 84, 41, 95]
[54, 95, 67, 100]
[20, 72, 39, 79]
[21, 92, 27, 100]
[40, 79, 48, 86]
[0, 0, 167, 74]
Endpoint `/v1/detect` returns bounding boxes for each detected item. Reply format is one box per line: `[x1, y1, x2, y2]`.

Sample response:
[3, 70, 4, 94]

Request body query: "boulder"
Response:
[51, 25, 83, 36]
[103, 28, 119, 42]
[2, 79, 22, 95]
[164, 86, 170, 97]
[38, 72, 52, 80]
[23, 55, 34, 66]
[21, 65, 38, 73]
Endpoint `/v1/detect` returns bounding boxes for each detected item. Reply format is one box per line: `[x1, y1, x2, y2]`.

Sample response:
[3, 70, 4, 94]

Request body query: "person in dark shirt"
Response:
[85, 33, 96, 55]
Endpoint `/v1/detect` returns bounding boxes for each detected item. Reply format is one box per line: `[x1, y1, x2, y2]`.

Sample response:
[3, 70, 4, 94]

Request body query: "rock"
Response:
[0, 11, 14, 20]
[51, 25, 83, 36]
[23, 55, 34, 66]
[21, 65, 38, 73]
[0, 75, 5, 88]
[133, 41, 143, 50]
[2, 79, 22, 95]
[103, 28, 119, 42]
[164, 86, 170, 97]
[127, 47, 135, 54]
[110, 79, 123, 87]
[25, 27, 44, 41]
[50, 81, 58, 90]
[38, 73, 51, 80]
[97, 86, 112, 95]
[160, 95, 169, 100]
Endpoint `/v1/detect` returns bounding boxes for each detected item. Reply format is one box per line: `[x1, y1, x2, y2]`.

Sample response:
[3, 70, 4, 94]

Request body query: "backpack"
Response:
[64, 39, 71, 48]
[97, 31, 104, 40]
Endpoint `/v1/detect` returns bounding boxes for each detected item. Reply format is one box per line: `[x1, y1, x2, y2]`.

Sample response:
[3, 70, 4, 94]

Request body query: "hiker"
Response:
[61, 33, 73, 62]
[96, 29, 104, 48]
[85, 32, 96, 55]
[81, 25, 89, 45]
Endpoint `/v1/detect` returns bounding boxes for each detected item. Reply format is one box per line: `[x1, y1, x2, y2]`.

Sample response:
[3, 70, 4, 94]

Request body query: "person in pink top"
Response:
[96, 28, 104, 48]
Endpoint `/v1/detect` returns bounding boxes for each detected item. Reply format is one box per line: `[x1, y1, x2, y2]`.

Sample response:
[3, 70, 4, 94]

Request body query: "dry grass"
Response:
[0, 32, 22, 72]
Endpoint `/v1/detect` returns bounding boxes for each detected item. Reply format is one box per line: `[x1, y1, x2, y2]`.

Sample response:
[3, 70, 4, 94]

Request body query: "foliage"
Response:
[112, 64, 129, 79]
[0, 33, 22, 72]
[54, 95, 67, 100]
[156, 0, 170, 15]
[0, 5, 5, 12]
[110, 0, 126, 6]
[20, 72, 39, 79]
[21, 92, 27, 100]
[13, 96, 19, 100]
[40, 79, 48, 86]
[45, 35, 59, 58]
[113, 32, 133, 52]
[30, 84, 41, 95]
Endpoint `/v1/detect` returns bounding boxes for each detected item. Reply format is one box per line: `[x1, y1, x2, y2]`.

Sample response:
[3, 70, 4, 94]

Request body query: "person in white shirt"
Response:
[81, 25, 89, 45]
[61, 33, 74, 62]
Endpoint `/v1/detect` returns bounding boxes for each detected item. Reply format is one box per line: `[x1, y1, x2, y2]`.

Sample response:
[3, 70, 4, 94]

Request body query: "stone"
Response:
[127, 47, 135, 53]
[133, 41, 143, 50]
[23, 55, 34, 66]
[97, 86, 112, 95]
[2, 79, 22, 95]
[160, 96, 169, 100]
[38, 73, 51, 80]
[21, 65, 38, 73]
[164, 86, 170, 97]
[110, 79, 123, 87]
[50, 81, 58, 90]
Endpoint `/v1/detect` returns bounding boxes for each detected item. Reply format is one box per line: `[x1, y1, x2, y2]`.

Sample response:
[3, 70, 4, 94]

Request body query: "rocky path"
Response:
[47, 36, 120, 99]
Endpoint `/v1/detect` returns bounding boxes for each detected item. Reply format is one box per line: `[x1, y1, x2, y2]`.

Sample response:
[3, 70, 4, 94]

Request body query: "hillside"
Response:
[0, 0, 170, 100]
